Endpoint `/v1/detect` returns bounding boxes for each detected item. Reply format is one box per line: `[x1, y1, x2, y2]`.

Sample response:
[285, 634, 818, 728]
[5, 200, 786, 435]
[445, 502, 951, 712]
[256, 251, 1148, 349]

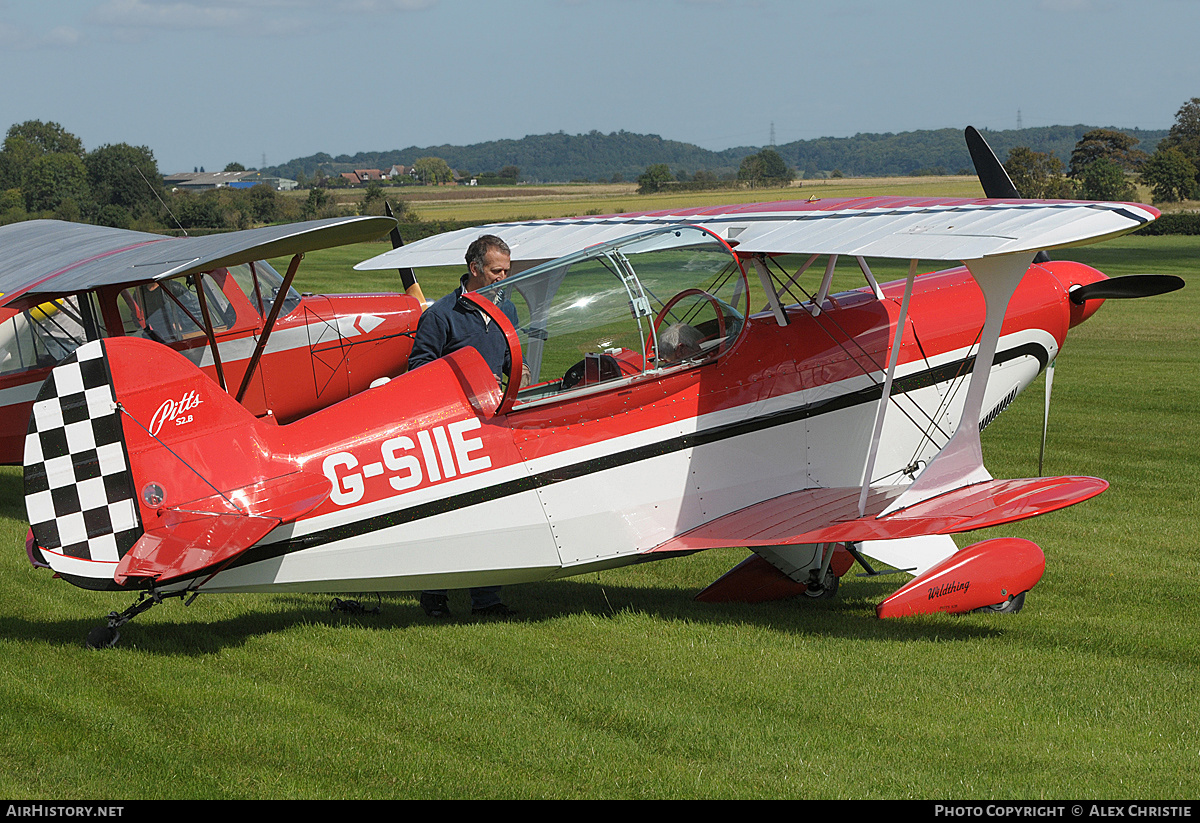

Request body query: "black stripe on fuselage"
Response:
[219, 340, 1049, 572]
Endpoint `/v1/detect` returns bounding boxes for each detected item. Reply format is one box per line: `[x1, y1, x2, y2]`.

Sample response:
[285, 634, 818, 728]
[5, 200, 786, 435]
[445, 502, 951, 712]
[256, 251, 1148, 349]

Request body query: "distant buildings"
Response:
[164, 171, 298, 192]
[163, 162, 466, 191]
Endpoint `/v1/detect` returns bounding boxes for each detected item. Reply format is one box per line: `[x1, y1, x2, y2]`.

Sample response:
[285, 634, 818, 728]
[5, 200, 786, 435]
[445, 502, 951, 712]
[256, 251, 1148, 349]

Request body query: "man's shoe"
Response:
[420, 592, 451, 618]
[471, 602, 515, 618]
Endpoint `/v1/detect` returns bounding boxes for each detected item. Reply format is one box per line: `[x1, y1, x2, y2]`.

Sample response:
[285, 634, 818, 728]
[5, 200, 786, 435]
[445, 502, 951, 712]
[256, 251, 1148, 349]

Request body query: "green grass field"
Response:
[306, 175, 989, 225]
[1, 201, 1197, 798]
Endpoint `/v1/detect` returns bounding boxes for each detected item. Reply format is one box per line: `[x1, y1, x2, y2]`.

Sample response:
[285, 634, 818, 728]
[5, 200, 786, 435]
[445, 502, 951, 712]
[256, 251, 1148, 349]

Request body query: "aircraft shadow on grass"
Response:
[0, 574, 1004, 656]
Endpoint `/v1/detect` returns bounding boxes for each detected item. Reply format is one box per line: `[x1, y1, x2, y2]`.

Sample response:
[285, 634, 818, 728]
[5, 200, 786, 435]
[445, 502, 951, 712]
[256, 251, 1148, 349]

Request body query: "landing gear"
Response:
[85, 624, 120, 650]
[803, 568, 840, 599]
[975, 591, 1027, 614]
[799, 542, 847, 600]
[85, 588, 196, 649]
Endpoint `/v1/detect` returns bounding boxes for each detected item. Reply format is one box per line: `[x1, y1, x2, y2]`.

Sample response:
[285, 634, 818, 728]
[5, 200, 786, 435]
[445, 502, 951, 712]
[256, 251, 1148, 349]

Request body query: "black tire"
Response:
[803, 570, 839, 600]
[86, 625, 120, 649]
[978, 591, 1026, 614]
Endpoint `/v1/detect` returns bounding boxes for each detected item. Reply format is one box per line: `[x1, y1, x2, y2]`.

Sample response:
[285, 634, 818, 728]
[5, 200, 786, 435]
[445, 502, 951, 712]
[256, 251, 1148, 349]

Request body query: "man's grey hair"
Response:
[658, 322, 706, 362]
[466, 234, 511, 274]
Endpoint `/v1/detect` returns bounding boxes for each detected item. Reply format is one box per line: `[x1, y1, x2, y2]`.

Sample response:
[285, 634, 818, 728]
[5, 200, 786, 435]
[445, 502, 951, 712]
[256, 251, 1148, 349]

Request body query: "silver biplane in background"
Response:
[0, 215, 424, 463]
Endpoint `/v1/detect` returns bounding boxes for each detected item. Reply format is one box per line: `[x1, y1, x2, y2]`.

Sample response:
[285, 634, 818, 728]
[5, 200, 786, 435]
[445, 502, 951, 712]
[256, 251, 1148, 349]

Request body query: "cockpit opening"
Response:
[473, 225, 748, 408]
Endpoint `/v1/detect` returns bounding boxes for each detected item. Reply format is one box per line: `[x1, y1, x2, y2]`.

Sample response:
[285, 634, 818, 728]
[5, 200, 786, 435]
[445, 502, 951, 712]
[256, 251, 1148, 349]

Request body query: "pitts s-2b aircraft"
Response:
[21, 146, 1184, 647]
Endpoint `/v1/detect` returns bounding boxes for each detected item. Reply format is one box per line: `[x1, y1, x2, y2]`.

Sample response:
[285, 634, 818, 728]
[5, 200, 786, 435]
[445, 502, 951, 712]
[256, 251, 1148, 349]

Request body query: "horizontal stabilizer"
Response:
[116, 512, 276, 585]
[653, 476, 1107, 553]
[115, 470, 329, 585]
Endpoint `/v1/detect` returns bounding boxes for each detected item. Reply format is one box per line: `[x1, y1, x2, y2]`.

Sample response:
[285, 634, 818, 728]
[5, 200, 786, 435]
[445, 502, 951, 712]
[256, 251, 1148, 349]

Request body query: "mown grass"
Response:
[1, 202, 1196, 797]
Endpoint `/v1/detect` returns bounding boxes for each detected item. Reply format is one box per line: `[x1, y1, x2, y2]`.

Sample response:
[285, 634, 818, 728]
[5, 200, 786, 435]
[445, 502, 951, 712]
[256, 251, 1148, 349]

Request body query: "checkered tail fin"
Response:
[24, 338, 329, 589]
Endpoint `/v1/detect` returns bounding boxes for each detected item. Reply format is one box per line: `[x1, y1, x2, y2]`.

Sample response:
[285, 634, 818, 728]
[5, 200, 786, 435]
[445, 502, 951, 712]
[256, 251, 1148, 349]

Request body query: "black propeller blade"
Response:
[965, 126, 1051, 265]
[966, 126, 1021, 199]
[385, 201, 426, 304]
[1069, 274, 1185, 304]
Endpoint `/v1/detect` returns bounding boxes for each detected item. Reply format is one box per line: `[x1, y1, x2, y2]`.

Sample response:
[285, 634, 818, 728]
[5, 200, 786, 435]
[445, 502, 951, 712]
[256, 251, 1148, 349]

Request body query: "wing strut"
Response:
[750, 256, 789, 327]
[859, 259, 919, 515]
[856, 257, 885, 299]
[811, 255, 837, 315]
[882, 252, 1035, 515]
[192, 273, 228, 391]
[235, 253, 302, 404]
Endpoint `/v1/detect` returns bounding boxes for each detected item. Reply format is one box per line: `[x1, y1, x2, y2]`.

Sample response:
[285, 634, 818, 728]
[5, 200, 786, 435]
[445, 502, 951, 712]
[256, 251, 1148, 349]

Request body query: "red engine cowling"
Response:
[876, 537, 1045, 618]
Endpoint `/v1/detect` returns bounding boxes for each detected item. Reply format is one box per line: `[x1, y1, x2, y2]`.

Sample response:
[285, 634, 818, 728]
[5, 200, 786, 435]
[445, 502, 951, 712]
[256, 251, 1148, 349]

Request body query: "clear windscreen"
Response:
[475, 225, 747, 405]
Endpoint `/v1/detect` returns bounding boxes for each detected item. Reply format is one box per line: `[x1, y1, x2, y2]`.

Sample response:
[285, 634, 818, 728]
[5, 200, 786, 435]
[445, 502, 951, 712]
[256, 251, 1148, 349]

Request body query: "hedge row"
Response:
[1134, 212, 1200, 235]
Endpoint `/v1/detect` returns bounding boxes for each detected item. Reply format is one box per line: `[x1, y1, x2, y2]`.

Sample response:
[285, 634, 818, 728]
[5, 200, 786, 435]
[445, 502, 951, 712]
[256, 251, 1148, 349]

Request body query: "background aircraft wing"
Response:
[355, 197, 1158, 271]
[0, 216, 396, 309]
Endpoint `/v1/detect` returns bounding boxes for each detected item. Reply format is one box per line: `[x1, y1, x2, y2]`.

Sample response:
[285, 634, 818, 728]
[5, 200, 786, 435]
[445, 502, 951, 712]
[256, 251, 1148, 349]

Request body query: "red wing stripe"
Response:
[2, 238, 171, 307]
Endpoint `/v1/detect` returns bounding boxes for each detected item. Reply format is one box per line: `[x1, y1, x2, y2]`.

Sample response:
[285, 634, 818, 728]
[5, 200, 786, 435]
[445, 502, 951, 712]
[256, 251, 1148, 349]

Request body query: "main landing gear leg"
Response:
[802, 542, 841, 600]
[86, 589, 196, 649]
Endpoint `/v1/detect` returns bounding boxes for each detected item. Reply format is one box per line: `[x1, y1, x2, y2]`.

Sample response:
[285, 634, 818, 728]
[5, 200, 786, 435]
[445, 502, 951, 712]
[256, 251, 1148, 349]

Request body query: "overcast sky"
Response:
[2, 0, 1198, 174]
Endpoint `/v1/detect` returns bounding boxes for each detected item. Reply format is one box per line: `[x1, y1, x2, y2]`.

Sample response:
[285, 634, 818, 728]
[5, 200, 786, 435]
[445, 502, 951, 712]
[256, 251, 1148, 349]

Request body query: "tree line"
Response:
[0, 120, 323, 232]
[629, 98, 1200, 206]
[1000, 99, 1200, 204]
[267, 126, 1177, 186]
[4, 103, 1199, 238]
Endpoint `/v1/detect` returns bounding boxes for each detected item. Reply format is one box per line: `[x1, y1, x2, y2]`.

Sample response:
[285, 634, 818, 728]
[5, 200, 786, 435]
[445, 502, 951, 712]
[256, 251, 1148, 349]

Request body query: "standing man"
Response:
[408, 234, 518, 619]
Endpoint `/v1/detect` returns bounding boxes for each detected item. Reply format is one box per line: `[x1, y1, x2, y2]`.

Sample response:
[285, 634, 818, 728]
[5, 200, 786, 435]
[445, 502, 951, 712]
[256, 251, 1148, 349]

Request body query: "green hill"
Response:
[263, 126, 1168, 184]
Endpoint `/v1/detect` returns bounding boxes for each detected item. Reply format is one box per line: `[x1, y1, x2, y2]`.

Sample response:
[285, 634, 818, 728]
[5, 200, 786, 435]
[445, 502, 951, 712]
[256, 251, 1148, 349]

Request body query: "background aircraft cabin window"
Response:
[0, 297, 88, 375]
[476, 226, 746, 407]
[228, 261, 301, 318]
[118, 274, 236, 346]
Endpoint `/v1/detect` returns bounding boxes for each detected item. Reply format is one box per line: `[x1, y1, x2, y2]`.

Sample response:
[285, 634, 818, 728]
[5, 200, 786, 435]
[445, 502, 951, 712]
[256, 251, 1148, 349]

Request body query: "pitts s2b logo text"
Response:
[149, 390, 203, 436]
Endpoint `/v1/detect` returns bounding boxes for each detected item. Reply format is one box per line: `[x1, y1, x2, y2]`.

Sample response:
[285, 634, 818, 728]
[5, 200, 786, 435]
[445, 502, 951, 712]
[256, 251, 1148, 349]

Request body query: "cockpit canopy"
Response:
[474, 225, 748, 406]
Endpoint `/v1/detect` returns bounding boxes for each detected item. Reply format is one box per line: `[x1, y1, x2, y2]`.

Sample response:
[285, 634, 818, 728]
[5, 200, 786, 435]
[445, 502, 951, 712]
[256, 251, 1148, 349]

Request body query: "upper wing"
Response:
[0, 216, 396, 309]
[355, 197, 1159, 271]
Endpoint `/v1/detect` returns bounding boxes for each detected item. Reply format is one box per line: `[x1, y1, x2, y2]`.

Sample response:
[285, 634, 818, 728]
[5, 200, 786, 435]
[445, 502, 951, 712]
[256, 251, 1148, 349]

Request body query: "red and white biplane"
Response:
[21, 136, 1184, 647]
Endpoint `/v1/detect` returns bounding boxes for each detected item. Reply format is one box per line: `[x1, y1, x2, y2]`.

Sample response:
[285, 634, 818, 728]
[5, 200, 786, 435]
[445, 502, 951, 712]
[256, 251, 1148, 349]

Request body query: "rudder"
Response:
[25, 340, 142, 589]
